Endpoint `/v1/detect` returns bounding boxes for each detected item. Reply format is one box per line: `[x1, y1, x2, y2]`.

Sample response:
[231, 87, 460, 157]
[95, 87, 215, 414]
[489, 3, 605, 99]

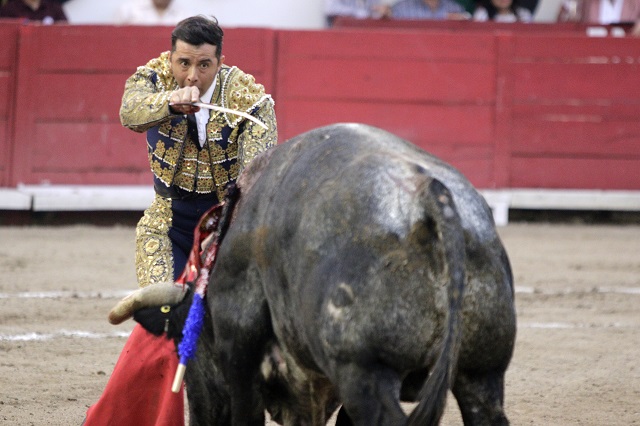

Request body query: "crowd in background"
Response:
[0, 0, 68, 23]
[325, 0, 639, 32]
[0, 0, 186, 24]
[0, 0, 639, 34]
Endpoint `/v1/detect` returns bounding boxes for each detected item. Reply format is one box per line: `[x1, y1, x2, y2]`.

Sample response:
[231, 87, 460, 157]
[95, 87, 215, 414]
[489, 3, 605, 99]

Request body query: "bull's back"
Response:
[243, 122, 512, 360]
[210, 123, 515, 424]
[232, 124, 468, 368]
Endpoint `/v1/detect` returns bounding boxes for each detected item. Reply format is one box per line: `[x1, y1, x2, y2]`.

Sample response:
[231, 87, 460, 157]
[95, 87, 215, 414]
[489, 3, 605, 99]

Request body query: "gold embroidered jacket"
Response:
[120, 51, 277, 201]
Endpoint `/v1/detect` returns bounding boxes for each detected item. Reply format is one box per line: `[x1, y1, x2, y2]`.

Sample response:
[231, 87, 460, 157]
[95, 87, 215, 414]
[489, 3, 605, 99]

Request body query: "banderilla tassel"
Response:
[172, 291, 206, 393]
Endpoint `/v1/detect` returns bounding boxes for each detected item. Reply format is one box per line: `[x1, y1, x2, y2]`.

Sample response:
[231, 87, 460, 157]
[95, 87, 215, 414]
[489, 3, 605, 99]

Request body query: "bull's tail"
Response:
[408, 178, 466, 426]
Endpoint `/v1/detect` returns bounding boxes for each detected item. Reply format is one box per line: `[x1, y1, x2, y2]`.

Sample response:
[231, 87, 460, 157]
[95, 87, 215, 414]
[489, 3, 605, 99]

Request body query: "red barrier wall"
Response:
[275, 28, 640, 189]
[7, 24, 276, 186]
[276, 29, 498, 187]
[1, 22, 639, 191]
[506, 34, 640, 189]
[0, 22, 19, 187]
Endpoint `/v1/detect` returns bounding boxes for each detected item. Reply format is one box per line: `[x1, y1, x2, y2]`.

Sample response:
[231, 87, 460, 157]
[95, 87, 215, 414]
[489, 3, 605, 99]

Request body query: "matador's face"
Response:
[170, 40, 224, 94]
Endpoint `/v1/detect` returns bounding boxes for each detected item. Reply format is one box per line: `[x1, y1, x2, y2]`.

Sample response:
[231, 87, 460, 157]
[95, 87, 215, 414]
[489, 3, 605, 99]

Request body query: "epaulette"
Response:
[219, 66, 270, 129]
[141, 51, 177, 91]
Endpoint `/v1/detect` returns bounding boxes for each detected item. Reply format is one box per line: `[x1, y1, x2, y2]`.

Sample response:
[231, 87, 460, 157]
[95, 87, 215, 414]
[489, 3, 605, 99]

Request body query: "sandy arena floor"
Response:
[1, 222, 639, 425]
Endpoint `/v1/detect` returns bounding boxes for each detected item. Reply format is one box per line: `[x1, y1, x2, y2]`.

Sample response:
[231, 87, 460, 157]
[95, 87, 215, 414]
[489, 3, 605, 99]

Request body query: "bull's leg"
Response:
[185, 363, 231, 426]
[210, 282, 272, 425]
[334, 364, 405, 426]
[452, 368, 509, 426]
[210, 236, 274, 426]
[214, 335, 266, 426]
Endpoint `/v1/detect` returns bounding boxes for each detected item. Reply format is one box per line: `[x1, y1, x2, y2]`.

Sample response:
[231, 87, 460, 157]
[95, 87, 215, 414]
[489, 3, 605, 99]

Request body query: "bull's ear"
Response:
[107, 282, 188, 325]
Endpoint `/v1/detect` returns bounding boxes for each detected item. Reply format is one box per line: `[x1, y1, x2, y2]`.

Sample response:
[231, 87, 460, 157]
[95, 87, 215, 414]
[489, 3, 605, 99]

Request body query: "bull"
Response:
[112, 123, 516, 425]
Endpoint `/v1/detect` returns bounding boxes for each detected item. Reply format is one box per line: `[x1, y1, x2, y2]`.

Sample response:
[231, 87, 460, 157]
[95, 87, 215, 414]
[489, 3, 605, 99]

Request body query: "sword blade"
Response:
[170, 102, 268, 129]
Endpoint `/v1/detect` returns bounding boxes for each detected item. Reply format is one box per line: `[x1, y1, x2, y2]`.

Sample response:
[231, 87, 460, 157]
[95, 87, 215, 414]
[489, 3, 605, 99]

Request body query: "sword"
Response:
[170, 102, 268, 129]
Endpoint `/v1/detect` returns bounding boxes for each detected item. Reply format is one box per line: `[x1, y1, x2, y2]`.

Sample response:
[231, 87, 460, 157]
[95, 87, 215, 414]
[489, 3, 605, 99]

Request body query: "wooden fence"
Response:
[1, 20, 639, 219]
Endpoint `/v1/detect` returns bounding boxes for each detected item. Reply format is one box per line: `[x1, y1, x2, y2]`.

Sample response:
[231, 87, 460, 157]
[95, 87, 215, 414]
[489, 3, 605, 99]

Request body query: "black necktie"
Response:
[186, 114, 199, 144]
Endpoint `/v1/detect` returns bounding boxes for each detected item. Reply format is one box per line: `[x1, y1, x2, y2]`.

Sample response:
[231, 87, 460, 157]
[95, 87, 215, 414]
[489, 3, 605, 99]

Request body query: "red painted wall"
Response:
[1, 21, 638, 190]
[275, 29, 498, 187]
[506, 34, 640, 189]
[6, 24, 276, 187]
[0, 21, 19, 187]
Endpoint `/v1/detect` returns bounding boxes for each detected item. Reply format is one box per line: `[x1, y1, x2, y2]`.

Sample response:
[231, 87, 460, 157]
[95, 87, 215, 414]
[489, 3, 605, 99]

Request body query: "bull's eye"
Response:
[160, 305, 171, 314]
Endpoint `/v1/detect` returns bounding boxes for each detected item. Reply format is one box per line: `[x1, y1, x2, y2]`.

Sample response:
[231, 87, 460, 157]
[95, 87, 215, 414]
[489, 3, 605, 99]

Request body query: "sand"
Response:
[1, 223, 639, 425]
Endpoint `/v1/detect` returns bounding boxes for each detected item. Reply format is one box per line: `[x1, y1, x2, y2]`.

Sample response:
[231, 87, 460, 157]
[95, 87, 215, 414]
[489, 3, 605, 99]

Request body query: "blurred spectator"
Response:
[557, 0, 639, 24]
[473, 0, 533, 21]
[115, 0, 191, 26]
[390, 0, 471, 19]
[557, 0, 640, 35]
[520, 0, 539, 14]
[325, 0, 390, 26]
[0, 0, 67, 23]
[517, 0, 539, 13]
[456, 0, 479, 14]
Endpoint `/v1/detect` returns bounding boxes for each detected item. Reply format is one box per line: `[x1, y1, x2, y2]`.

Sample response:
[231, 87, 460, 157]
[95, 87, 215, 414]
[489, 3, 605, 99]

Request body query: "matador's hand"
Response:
[169, 86, 201, 114]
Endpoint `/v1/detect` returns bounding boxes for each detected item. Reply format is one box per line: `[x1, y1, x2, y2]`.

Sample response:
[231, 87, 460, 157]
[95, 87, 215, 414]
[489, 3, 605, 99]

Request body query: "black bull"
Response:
[130, 123, 517, 425]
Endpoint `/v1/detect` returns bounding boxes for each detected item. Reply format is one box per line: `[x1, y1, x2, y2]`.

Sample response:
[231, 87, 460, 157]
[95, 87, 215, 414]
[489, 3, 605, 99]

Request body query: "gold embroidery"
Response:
[229, 162, 240, 178]
[237, 99, 278, 169]
[135, 195, 174, 288]
[209, 142, 229, 164]
[196, 174, 214, 193]
[206, 112, 226, 142]
[154, 140, 166, 158]
[120, 52, 178, 132]
[213, 164, 230, 184]
[158, 121, 171, 137]
[171, 119, 188, 142]
[123, 55, 278, 195]
[221, 67, 270, 128]
[164, 144, 181, 166]
[199, 158, 211, 176]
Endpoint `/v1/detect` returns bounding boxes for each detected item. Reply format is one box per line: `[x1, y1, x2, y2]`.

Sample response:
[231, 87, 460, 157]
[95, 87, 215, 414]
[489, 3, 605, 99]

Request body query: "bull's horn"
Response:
[108, 282, 188, 325]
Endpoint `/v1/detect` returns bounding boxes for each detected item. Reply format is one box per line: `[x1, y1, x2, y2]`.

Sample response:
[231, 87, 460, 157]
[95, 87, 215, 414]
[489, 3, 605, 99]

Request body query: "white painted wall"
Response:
[62, 0, 328, 29]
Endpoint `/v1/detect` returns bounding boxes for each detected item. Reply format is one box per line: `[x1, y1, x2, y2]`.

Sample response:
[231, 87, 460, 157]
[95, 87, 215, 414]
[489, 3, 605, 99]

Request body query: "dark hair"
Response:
[481, 0, 521, 20]
[171, 15, 224, 59]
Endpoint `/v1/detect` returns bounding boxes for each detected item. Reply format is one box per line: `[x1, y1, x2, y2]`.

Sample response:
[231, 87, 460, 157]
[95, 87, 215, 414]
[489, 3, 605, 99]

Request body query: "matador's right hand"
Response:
[169, 86, 201, 115]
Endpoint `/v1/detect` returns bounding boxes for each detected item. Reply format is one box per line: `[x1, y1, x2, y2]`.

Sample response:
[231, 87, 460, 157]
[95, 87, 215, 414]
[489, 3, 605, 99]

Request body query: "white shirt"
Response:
[194, 76, 216, 147]
[324, 0, 382, 18]
[114, 0, 191, 25]
[473, 6, 533, 21]
[598, 0, 624, 23]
